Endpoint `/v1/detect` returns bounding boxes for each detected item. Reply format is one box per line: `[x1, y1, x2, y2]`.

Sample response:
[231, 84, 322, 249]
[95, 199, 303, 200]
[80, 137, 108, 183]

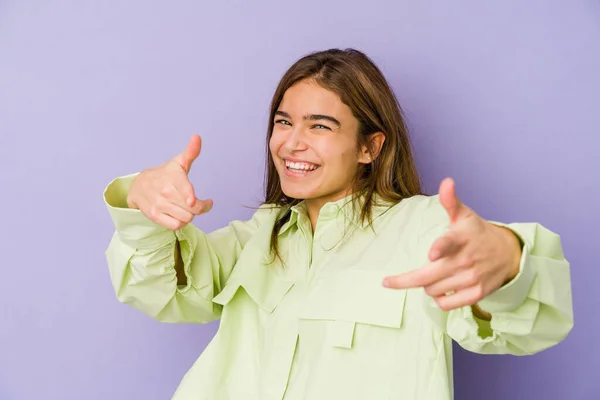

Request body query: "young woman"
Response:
[103, 49, 573, 399]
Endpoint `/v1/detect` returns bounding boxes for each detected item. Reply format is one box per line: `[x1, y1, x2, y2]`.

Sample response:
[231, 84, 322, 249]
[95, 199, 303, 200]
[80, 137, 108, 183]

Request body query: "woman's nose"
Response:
[283, 127, 308, 152]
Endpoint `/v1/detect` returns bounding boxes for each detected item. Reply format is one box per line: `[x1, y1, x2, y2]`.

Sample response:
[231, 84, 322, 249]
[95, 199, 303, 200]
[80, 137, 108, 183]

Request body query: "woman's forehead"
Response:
[279, 81, 352, 119]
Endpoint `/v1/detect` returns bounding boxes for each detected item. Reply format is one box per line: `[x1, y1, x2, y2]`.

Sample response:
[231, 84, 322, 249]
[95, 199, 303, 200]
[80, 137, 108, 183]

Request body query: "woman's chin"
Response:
[280, 185, 317, 201]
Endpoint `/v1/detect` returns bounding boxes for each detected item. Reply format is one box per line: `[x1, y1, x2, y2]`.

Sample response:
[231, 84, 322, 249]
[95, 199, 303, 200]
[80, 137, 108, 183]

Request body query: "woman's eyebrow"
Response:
[275, 110, 291, 119]
[305, 114, 341, 128]
[275, 110, 341, 128]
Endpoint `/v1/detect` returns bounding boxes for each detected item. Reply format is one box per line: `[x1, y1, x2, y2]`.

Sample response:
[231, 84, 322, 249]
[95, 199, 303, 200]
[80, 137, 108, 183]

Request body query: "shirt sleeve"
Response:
[103, 173, 277, 324]
[418, 196, 574, 356]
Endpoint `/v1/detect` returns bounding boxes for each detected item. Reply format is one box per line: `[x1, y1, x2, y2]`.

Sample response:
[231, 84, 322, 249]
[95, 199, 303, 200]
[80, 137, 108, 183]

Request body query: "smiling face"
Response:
[264, 48, 422, 257]
[269, 80, 373, 212]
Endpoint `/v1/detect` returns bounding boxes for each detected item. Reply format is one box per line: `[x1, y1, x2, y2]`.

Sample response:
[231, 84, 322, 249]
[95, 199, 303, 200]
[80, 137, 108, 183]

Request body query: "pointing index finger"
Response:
[382, 262, 447, 290]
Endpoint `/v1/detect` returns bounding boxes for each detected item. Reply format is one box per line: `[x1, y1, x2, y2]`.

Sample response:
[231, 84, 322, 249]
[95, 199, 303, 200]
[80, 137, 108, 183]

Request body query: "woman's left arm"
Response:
[383, 179, 574, 356]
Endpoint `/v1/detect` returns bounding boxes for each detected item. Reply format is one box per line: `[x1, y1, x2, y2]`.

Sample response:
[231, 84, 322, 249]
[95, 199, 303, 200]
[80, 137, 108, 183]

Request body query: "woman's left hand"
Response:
[383, 178, 523, 313]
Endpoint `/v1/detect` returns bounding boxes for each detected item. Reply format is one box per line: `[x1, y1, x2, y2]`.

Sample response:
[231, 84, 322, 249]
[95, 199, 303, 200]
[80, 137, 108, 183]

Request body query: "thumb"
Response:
[439, 177, 471, 224]
[177, 134, 202, 173]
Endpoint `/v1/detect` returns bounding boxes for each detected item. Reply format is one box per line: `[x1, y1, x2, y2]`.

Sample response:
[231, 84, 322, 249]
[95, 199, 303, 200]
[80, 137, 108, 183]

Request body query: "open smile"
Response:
[284, 159, 321, 176]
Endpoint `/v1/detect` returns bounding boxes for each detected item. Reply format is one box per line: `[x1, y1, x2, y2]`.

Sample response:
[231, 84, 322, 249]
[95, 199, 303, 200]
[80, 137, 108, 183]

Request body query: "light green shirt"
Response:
[104, 174, 573, 400]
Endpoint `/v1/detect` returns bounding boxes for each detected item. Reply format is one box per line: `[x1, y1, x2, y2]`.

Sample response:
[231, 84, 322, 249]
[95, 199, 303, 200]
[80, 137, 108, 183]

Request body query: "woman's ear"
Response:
[358, 132, 385, 164]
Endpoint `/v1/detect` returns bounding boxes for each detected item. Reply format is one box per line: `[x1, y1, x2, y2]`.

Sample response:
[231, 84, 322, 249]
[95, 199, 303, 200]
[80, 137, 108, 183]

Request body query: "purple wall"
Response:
[1, 1, 597, 399]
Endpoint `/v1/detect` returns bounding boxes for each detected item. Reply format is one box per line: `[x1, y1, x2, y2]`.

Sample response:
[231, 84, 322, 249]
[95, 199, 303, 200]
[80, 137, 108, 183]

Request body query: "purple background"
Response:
[1, 1, 598, 399]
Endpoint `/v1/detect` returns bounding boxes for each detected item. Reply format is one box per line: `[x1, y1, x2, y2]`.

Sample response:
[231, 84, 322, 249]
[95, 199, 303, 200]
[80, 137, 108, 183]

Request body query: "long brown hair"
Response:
[264, 48, 423, 260]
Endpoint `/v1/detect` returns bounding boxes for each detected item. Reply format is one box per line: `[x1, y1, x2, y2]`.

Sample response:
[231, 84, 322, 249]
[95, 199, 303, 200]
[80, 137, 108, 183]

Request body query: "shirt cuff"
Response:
[477, 222, 537, 314]
[103, 173, 175, 248]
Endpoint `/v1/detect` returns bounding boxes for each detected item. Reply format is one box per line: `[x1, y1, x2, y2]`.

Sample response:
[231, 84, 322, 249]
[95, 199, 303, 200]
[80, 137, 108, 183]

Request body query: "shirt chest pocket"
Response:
[298, 269, 407, 349]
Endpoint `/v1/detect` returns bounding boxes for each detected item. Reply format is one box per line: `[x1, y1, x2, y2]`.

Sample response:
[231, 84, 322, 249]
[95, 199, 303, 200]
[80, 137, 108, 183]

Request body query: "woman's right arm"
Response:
[103, 135, 276, 324]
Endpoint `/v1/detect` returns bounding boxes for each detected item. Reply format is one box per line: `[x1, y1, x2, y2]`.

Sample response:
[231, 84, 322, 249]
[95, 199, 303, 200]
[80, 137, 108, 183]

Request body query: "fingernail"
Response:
[382, 278, 390, 288]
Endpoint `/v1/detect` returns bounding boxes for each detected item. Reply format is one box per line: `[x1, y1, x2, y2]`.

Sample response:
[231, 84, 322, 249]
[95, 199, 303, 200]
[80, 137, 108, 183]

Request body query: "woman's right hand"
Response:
[127, 134, 213, 231]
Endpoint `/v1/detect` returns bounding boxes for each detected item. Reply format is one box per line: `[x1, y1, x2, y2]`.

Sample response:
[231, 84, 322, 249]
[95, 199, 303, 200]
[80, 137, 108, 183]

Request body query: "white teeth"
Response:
[285, 160, 318, 171]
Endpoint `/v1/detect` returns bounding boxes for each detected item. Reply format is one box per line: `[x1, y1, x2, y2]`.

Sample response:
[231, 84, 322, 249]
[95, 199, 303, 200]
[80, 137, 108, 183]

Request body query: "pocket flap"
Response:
[212, 274, 294, 313]
[300, 270, 407, 328]
[328, 320, 356, 348]
[242, 274, 295, 313]
[212, 282, 242, 307]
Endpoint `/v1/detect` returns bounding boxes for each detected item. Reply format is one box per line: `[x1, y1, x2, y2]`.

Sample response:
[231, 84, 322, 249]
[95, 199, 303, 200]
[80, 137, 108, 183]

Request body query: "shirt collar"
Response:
[277, 193, 393, 236]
